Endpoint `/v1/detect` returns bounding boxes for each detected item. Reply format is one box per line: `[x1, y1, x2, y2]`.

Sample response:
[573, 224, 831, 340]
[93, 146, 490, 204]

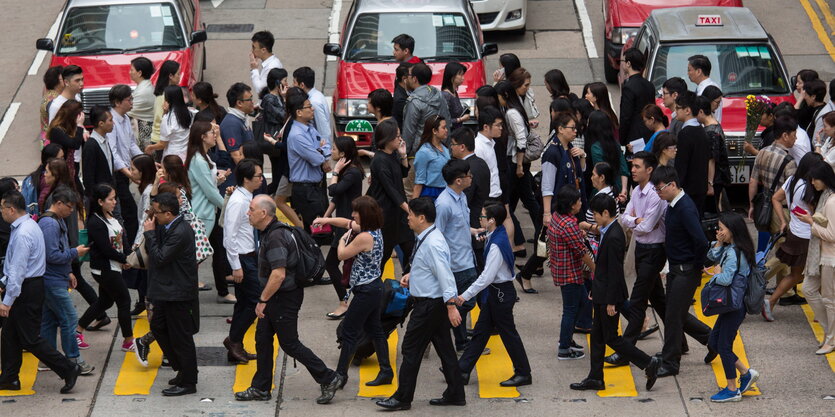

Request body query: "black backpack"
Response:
[275, 223, 326, 288]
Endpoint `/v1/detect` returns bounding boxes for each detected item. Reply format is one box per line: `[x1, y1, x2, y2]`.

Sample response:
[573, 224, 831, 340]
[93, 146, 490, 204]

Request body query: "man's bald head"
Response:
[248, 194, 277, 230]
[253, 194, 276, 214]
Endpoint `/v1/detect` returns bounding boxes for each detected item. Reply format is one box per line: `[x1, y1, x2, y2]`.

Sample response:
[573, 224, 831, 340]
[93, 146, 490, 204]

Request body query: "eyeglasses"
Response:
[241, 97, 253, 102]
[654, 183, 672, 193]
[478, 215, 489, 219]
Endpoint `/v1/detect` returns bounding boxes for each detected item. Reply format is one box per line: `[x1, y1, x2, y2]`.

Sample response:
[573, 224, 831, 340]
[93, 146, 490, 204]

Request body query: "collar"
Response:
[235, 186, 254, 199]
[308, 87, 321, 97]
[164, 215, 182, 230]
[636, 181, 653, 196]
[91, 130, 108, 145]
[476, 132, 492, 144]
[599, 220, 614, 238]
[598, 186, 612, 196]
[10, 214, 29, 230]
[228, 107, 247, 121]
[443, 186, 464, 201]
[462, 153, 474, 160]
[110, 109, 127, 123]
[292, 119, 314, 133]
[416, 224, 436, 240]
[261, 55, 277, 68]
[670, 190, 685, 207]
[698, 78, 715, 88]
[682, 118, 700, 128]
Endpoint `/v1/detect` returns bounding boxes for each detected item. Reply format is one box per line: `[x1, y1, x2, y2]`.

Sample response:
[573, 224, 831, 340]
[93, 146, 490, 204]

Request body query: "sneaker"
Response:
[762, 299, 775, 322]
[73, 359, 95, 376]
[710, 387, 741, 402]
[121, 340, 136, 352]
[134, 338, 150, 367]
[738, 368, 759, 394]
[76, 333, 90, 350]
[569, 341, 584, 352]
[558, 350, 585, 360]
[778, 294, 807, 306]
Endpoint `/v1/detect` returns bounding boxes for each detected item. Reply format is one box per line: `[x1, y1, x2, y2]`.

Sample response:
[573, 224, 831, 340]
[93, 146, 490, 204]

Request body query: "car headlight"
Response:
[611, 27, 639, 45]
[506, 9, 523, 22]
[335, 99, 371, 118]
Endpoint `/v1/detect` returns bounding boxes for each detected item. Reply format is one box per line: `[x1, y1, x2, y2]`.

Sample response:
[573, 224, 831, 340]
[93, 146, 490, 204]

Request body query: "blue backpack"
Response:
[383, 279, 412, 320]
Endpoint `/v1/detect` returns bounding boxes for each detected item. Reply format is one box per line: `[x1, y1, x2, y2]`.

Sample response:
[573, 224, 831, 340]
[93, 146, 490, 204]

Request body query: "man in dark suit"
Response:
[619, 48, 655, 143]
[81, 106, 116, 196]
[143, 192, 199, 396]
[570, 193, 659, 392]
[673, 91, 711, 217]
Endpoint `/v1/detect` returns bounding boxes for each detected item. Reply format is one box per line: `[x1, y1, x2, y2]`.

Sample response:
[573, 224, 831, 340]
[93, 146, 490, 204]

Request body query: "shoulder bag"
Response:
[752, 155, 791, 232]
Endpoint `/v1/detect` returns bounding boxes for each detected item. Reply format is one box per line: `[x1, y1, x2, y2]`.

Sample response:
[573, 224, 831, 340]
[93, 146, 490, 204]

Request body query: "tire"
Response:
[604, 58, 618, 84]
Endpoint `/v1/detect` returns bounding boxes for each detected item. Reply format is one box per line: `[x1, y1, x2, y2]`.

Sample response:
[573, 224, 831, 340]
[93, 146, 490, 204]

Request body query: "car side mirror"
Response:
[482, 43, 498, 57]
[323, 43, 342, 57]
[190, 30, 207, 45]
[36, 38, 54, 51]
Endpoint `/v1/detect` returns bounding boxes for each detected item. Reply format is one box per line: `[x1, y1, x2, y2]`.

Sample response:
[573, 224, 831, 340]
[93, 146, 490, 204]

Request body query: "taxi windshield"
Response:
[57, 3, 185, 55]
[345, 12, 478, 62]
[651, 43, 790, 96]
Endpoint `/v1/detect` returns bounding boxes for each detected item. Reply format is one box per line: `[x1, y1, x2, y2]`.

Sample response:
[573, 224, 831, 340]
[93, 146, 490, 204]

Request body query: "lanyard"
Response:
[410, 226, 436, 265]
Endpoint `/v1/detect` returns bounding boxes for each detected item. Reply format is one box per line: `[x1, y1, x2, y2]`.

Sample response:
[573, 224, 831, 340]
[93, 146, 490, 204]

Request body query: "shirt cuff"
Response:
[2, 294, 16, 307]
[227, 255, 242, 271]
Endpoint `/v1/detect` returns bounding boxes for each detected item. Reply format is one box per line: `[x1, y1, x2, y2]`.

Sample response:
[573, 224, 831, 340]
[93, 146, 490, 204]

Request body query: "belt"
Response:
[635, 242, 664, 249]
[293, 181, 321, 186]
[411, 296, 441, 303]
[241, 252, 257, 258]
[669, 263, 696, 272]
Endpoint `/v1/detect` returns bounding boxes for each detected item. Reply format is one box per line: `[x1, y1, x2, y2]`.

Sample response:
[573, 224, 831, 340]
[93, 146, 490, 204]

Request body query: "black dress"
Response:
[367, 150, 414, 270]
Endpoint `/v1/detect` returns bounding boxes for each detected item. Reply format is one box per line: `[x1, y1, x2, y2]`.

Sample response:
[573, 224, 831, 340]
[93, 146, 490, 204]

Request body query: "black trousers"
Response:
[115, 171, 138, 247]
[0, 277, 74, 383]
[251, 288, 334, 390]
[588, 303, 652, 382]
[661, 264, 712, 371]
[336, 279, 390, 376]
[209, 210, 231, 297]
[151, 299, 198, 386]
[380, 228, 415, 276]
[291, 182, 327, 232]
[458, 282, 530, 376]
[78, 269, 133, 338]
[622, 244, 668, 345]
[325, 230, 348, 301]
[393, 298, 464, 403]
[506, 159, 542, 245]
[229, 255, 261, 343]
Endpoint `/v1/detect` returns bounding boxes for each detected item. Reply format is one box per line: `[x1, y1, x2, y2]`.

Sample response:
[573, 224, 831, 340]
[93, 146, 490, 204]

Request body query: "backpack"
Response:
[382, 279, 413, 320]
[276, 223, 326, 288]
[746, 237, 777, 315]
[20, 175, 39, 217]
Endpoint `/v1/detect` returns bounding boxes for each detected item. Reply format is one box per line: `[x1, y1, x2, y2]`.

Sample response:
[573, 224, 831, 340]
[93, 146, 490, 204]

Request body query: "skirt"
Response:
[776, 229, 810, 268]
[419, 186, 444, 200]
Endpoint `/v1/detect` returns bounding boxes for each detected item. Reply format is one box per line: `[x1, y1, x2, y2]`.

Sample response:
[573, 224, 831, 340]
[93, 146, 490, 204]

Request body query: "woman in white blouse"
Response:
[145, 85, 195, 160]
[128, 57, 156, 151]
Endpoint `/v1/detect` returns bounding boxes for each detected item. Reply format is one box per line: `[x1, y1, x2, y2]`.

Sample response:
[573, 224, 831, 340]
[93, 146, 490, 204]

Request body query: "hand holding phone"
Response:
[792, 206, 808, 216]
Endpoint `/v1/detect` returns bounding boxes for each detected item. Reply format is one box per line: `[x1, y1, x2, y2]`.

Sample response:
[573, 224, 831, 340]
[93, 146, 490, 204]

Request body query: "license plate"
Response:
[729, 164, 752, 184]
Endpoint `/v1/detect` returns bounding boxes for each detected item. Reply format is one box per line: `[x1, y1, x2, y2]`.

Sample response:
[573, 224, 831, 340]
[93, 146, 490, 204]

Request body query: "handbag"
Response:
[524, 128, 544, 162]
[701, 247, 746, 316]
[752, 156, 790, 232]
[189, 216, 213, 264]
[78, 229, 90, 263]
[535, 226, 548, 258]
[127, 234, 150, 270]
[340, 230, 355, 288]
[310, 223, 333, 237]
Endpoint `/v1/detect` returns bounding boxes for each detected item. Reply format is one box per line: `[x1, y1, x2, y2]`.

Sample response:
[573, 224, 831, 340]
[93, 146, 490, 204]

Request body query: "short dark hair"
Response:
[675, 90, 698, 116]
[555, 185, 581, 215]
[477, 106, 503, 131]
[411, 63, 432, 85]
[90, 105, 110, 127]
[622, 48, 646, 72]
[773, 101, 797, 120]
[395, 62, 414, 85]
[44, 65, 63, 90]
[131, 57, 154, 79]
[688, 54, 712, 76]
[368, 88, 393, 117]
[351, 195, 384, 231]
[235, 159, 260, 186]
[61, 65, 82, 81]
[441, 159, 470, 185]
[632, 151, 658, 171]
[374, 118, 400, 150]
[1, 190, 26, 212]
[251, 30, 275, 52]
[286, 89, 309, 121]
[804, 78, 827, 102]
[226, 82, 252, 107]
[589, 192, 617, 217]
[293, 67, 315, 89]
[109, 84, 132, 106]
[662, 77, 687, 96]
[450, 127, 475, 152]
[392, 33, 415, 54]
[0, 178, 18, 196]
[650, 165, 679, 187]
[408, 197, 436, 223]
[482, 202, 507, 225]
[153, 192, 180, 216]
[695, 95, 713, 116]
[772, 116, 799, 139]
[49, 186, 78, 206]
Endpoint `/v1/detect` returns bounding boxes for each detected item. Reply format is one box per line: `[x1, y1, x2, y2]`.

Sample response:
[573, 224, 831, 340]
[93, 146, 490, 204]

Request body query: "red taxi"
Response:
[323, 0, 497, 147]
[603, 0, 743, 83]
[35, 0, 207, 114]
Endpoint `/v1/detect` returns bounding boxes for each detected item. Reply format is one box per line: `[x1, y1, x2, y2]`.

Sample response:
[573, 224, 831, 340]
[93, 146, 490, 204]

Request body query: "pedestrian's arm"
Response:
[401, 104, 418, 154]
[293, 133, 326, 167]
[223, 198, 244, 270]
[260, 267, 286, 302]
[88, 218, 127, 263]
[0, 234, 33, 306]
[374, 160, 407, 209]
[337, 231, 372, 261]
[618, 85, 635, 142]
[683, 205, 709, 262]
[634, 193, 665, 234]
[190, 160, 225, 209]
[143, 227, 188, 267]
[621, 196, 637, 228]
[461, 245, 501, 301]
[771, 187, 787, 231]
[312, 104, 332, 157]
[41, 220, 77, 265]
[428, 242, 459, 303]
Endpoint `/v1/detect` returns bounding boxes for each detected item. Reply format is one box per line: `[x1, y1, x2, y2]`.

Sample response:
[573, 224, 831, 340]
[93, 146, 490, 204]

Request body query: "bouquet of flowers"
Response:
[745, 95, 772, 143]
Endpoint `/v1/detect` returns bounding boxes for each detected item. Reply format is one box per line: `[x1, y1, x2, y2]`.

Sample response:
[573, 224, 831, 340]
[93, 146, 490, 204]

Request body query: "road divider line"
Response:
[574, 0, 598, 59]
[693, 274, 760, 396]
[800, 0, 835, 63]
[814, 0, 835, 34]
[0, 103, 21, 147]
[27, 13, 61, 76]
[0, 353, 37, 396]
[590, 319, 638, 397]
[233, 322, 278, 392]
[470, 305, 519, 398]
[797, 290, 835, 373]
[113, 317, 163, 395]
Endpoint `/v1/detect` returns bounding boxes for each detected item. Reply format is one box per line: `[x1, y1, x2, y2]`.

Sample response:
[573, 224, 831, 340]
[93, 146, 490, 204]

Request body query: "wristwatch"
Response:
[446, 301, 457, 306]
[258, 299, 269, 304]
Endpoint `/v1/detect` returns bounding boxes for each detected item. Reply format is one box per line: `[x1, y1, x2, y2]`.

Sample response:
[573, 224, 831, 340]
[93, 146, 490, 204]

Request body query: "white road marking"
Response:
[327, 0, 343, 62]
[211, 0, 225, 8]
[0, 103, 21, 146]
[27, 13, 62, 76]
[574, 0, 598, 59]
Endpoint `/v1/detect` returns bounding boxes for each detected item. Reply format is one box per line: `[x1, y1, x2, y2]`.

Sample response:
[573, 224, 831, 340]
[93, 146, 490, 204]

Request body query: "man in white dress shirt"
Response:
[107, 84, 142, 246]
[473, 107, 503, 199]
[688, 54, 722, 122]
[250, 31, 283, 98]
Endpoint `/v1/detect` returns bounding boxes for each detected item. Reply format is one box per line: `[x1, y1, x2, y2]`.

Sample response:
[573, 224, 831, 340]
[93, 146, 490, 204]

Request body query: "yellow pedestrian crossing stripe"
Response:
[232, 322, 277, 393]
[693, 274, 760, 396]
[470, 304, 519, 398]
[0, 353, 37, 396]
[358, 260, 399, 397]
[797, 291, 835, 373]
[589, 319, 638, 398]
[114, 316, 163, 395]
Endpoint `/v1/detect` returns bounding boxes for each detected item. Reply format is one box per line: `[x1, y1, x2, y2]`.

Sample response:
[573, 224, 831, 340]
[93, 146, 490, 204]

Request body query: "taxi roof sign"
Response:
[697, 15, 723, 26]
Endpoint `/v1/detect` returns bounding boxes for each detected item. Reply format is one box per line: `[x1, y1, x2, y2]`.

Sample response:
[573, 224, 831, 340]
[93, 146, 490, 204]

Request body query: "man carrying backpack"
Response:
[235, 195, 343, 404]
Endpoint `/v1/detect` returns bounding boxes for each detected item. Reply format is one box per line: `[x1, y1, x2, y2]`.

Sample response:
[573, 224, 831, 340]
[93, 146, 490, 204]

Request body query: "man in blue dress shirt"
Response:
[0, 191, 80, 393]
[376, 197, 465, 411]
[285, 90, 329, 232]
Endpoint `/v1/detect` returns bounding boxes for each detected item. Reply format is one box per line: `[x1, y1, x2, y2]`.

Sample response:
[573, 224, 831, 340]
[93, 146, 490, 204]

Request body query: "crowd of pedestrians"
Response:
[2, 29, 835, 409]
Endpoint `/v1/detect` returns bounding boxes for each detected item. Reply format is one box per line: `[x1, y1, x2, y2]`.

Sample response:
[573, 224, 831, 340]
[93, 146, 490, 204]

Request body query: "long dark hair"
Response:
[154, 60, 180, 96]
[475, 85, 499, 114]
[587, 82, 619, 131]
[718, 211, 756, 267]
[31, 143, 63, 181]
[89, 184, 115, 218]
[499, 53, 521, 77]
[132, 154, 156, 194]
[192, 81, 224, 121]
[374, 118, 400, 151]
[585, 111, 621, 175]
[495, 80, 529, 135]
[810, 160, 835, 193]
[788, 152, 823, 207]
[162, 155, 192, 200]
[185, 121, 213, 169]
[48, 99, 82, 137]
[545, 69, 571, 99]
[163, 85, 192, 129]
[441, 62, 466, 94]
[419, 114, 445, 149]
[334, 136, 364, 175]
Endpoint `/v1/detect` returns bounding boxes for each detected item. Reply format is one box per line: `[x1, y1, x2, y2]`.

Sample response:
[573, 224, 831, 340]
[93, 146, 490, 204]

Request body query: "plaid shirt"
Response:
[751, 143, 797, 191]
[547, 213, 588, 286]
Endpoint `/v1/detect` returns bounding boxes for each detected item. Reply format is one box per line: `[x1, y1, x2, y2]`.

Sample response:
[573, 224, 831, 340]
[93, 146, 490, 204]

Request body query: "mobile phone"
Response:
[791, 206, 808, 216]
[476, 231, 487, 240]
[462, 107, 471, 116]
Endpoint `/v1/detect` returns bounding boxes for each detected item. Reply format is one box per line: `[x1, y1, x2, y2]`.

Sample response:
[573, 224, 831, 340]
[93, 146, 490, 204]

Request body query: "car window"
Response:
[345, 12, 477, 62]
[58, 3, 186, 55]
[650, 43, 790, 96]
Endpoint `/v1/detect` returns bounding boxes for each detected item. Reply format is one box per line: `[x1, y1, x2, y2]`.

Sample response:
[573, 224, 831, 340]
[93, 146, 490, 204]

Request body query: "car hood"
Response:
[655, 94, 794, 133]
[613, 0, 742, 27]
[50, 50, 190, 89]
[337, 61, 485, 98]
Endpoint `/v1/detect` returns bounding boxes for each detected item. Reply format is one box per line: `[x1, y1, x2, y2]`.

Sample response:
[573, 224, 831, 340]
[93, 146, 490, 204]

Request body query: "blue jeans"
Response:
[41, 285, 80, 359]
[708, 306, 747, 379]
[558, 283, 589, 351]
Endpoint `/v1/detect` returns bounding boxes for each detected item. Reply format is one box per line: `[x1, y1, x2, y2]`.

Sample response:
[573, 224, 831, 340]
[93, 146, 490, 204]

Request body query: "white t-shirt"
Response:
[91, 214, 125, 273]
[789, 127, 812, 164]
[782, 176, 812, 239]
[161, 109, 197, 160]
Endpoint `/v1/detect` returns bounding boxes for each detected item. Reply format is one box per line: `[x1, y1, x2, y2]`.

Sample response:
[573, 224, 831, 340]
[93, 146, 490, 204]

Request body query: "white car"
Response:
[471, 0, 526, 32]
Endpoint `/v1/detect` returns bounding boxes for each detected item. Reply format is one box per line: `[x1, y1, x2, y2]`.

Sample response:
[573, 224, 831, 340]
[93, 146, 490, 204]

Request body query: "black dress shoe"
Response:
[168, 375, 182, 386]
[569, 378, 605, 391]
[604, 353, 629, 367]
[376, 397, 411, 410]
[439, 366, 470, 385]
[638, 324, 660, 340]
[162, 385, 196, 396]
[656, 366, 678, 378]
[86, 316, 111, 331]
[704, 347, 718, 364]
[429, 397, 466, 406]
[0, 380, 21, 391]
[500, 374, 532, 387]
[645, 356, 660, 390]
[130, 301, 146, 316]
[60, 364, 81, 394]
[366, 370, 393, 386]
[779, 294, 807, 306]
[318, 277, 333, 285]
[513, 249, 527, 258]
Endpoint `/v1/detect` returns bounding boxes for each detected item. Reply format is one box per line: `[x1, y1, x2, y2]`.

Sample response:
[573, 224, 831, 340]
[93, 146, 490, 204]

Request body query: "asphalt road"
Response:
[0, 0, 834, 416]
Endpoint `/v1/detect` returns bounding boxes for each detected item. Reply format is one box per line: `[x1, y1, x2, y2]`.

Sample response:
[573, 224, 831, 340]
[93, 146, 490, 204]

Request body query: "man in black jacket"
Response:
[392, 62, 413, 129]
[673, 91, 711, 217]
[619, 48, 655, 143]
[82, 106, 115, 196]
[143, 192, 199, 396]
[570, 194, 659, 392]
